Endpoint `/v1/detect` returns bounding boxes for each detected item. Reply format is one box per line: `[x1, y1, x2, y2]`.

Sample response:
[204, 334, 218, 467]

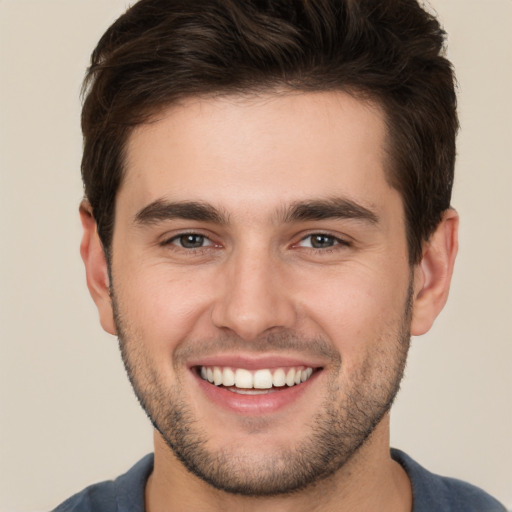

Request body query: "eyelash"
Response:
[161, 232, 217, 251]
[296, 233, 351, 251]
[161, 232, 351, 253]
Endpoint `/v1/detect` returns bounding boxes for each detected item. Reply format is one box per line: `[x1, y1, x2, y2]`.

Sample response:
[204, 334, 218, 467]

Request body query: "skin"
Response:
[80, 91, 458, 511]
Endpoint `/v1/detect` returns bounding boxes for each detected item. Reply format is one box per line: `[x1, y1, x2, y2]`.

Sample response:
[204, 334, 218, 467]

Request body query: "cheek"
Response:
[113, 263, 215, 352]
[295, 264, 410, 354]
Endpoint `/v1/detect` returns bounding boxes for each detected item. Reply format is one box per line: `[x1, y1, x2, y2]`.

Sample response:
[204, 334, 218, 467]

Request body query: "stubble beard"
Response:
[112, 286, 412, 497]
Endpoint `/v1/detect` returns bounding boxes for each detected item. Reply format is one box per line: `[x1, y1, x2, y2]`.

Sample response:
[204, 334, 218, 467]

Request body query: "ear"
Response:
[79, 200, 117, 335]
[411, 209, 459, 336]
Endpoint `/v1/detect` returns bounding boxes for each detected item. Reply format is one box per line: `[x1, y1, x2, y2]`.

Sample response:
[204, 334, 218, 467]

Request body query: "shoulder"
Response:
[51, 454, 154, 512]
[391, 449, 507, 512]
[51, 482, 116, 512]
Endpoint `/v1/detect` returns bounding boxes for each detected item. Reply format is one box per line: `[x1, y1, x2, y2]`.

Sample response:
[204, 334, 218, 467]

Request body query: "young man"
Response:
[54, 0, 506, 510]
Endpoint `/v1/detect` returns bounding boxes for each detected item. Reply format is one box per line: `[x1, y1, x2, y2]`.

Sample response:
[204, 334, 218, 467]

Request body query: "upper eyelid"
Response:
[161, 234, 218, 252]
[301, 233, 343, 240]
[160, 229, 215, 243]
[297, 232, 352, 244]
[158, 230, 352, 247]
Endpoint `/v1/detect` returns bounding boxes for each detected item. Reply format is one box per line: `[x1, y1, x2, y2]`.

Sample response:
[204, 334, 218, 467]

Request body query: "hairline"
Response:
[100, 86, 419, 265]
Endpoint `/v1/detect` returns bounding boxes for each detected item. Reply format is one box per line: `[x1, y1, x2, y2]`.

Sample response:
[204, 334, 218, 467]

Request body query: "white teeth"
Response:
[200, 365, 316, 389]
[222, 367, 235, 386]
[228, 388, 276, 395]
[235, 368, 253, 389]
[213, 367, 223, 386]
[254, 369, 273, 389]
[272, 368, 286, 387]
[285, 368, 296, 386]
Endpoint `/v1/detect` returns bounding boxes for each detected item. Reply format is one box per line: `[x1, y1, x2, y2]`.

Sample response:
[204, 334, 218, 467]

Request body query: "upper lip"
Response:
[187, 354, 325, 371]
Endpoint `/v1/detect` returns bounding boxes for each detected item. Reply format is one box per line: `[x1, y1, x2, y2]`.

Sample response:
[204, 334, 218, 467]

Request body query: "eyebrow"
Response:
[280, 198, 379, 225]
[134, 197, 379, 227]
[134, 199, 229, 225]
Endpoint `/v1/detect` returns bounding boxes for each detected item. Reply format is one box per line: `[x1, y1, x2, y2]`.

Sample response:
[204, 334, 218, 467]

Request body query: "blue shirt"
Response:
[52, 449, 506, 511]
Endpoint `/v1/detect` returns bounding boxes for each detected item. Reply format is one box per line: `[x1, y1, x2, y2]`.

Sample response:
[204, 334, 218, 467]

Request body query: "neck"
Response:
[145, 416, 412, 512]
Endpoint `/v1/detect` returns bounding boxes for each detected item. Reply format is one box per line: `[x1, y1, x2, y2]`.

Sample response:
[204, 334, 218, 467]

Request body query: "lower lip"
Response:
[194, 370, 320, 415]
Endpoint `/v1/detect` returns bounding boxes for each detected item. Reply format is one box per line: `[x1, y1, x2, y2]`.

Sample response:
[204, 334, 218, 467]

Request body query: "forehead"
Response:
[120, 91, 396, 220]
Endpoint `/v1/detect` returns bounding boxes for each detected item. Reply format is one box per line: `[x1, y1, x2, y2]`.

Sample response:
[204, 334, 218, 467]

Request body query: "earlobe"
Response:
[79, 201, 117, 335]
[411, 209, 459, 336]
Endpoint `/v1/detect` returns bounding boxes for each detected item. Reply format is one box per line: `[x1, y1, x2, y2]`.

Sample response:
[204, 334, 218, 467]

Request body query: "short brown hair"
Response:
[81, 0, 458, 264]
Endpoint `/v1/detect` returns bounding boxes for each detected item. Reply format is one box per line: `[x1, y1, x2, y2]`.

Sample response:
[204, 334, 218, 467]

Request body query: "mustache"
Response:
[172, 330, 341, 366]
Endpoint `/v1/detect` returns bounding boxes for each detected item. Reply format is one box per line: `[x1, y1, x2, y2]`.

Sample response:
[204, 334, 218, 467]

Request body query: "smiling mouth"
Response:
[197, 366, 317, 394]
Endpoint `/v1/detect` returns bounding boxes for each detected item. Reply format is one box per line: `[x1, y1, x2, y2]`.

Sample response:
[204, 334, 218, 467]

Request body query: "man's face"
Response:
[109, 91, 414, 495]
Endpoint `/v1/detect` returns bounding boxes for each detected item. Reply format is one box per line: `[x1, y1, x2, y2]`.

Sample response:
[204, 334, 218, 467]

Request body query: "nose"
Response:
[211, 246, 297, 341]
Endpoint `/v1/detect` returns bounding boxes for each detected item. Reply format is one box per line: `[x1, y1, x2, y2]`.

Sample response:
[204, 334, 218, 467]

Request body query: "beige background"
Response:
[1, 0, 511, 510]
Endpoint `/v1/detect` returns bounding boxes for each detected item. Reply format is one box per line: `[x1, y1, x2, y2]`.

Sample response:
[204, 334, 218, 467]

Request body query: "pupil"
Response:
[181, 234, 203, 248]
[312, 235, 333, 248]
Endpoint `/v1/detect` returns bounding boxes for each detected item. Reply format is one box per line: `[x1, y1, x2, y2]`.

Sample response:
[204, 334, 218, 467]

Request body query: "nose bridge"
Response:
[211, 241, 296, 340]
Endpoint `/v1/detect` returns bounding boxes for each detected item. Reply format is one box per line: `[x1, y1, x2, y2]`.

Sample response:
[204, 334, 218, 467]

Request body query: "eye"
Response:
[298, 233, 346, 249]
[170, 233, 213, 249]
